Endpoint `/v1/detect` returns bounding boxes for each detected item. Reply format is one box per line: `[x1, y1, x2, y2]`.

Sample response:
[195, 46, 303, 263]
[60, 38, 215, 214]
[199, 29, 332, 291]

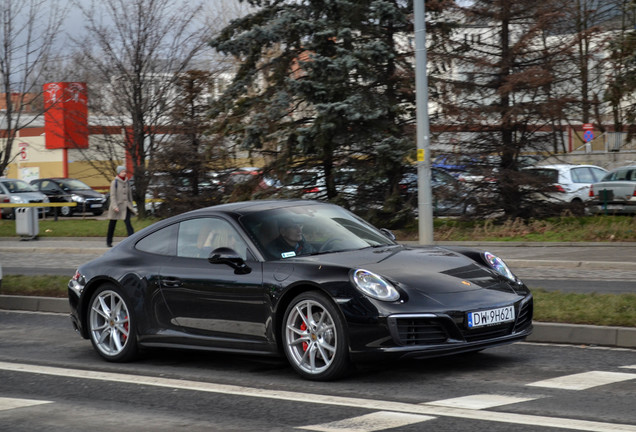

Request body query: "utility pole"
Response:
[414, 0, 434, 244]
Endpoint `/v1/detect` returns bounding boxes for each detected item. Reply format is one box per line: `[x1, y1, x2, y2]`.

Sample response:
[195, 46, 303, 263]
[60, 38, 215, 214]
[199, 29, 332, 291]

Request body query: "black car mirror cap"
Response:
[380, 228, 396, 241]
[208, 247, 251, 274]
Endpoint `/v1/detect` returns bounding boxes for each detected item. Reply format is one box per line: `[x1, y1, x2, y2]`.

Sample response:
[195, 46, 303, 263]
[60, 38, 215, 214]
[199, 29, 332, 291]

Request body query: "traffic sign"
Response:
[583, 130, 594, 142]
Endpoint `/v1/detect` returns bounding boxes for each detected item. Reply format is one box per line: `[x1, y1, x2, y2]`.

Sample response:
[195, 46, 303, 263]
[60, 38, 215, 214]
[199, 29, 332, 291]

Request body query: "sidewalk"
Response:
[1, 237, 636, 349]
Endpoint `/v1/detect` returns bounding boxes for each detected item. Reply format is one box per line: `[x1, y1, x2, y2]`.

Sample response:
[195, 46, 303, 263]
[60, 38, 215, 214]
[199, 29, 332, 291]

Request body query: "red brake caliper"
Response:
[122, 316, 129, 342]
[300, 322, 308, 352]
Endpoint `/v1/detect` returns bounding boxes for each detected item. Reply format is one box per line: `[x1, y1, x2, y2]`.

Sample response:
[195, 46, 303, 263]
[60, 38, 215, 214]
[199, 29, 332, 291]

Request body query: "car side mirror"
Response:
[208, 247, 251, 274]
[380, 228, 396, 241]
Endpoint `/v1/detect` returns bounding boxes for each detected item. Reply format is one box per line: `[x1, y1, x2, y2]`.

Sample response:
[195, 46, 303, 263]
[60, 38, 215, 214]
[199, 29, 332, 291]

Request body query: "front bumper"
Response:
[347, 294, 533, 361]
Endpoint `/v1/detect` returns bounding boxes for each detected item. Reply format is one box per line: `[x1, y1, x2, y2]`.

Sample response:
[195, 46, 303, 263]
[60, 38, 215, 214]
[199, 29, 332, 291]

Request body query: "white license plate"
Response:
[90, 204, 103, 208]
[467, 305, 515, 328]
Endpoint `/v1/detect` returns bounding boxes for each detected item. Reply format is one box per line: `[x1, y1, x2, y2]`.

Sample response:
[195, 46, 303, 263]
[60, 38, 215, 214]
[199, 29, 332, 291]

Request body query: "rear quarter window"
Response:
[135, 223, 178, 256]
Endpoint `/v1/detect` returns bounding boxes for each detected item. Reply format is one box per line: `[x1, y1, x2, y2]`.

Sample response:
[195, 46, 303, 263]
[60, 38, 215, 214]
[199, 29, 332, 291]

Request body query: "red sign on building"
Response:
[43, 82, 89, 149]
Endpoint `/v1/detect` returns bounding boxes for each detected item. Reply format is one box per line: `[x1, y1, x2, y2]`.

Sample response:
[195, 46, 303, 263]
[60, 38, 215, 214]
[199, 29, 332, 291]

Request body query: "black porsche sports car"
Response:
[68, 200, 533, 380]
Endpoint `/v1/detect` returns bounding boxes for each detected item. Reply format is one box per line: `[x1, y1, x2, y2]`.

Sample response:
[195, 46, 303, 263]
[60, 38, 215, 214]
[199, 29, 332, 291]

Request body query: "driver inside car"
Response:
[266, 217, 315, 258]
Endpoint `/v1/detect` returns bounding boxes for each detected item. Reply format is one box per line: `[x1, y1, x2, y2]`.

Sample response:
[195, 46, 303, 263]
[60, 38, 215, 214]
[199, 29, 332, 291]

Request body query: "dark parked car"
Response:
[68, 200, 533, 380]
[30, 178, 107, 216]
[400, 167, 476, 215]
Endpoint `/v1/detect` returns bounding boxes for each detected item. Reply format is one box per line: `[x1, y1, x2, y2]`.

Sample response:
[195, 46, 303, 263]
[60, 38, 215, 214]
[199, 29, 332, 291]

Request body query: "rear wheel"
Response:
[88, 284, 138, 362]
[570, 198, 585, 216]
[282, 291, 350, 380]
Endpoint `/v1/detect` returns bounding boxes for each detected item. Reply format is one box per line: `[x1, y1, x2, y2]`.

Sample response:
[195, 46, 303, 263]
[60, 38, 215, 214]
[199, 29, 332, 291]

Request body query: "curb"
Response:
[1, 295, 634, 350]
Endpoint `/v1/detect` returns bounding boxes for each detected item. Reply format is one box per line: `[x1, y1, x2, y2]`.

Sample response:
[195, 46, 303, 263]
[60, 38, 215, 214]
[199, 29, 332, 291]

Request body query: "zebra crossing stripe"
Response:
[0, 397, 52, 411]
[527, 371, 636, 390]
[426, 394, 540, 410]
[1, 362, 636, 432]
[297, 411, 434, 431]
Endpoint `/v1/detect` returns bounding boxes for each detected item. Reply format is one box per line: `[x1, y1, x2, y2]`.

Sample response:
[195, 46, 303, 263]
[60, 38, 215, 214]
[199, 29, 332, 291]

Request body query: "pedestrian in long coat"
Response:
[106, 166, 136, 247]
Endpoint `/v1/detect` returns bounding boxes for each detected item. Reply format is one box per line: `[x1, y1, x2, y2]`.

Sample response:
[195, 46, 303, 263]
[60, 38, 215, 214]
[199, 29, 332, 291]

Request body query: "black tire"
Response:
[60, 205, 72, 217]
[570, 199, 585, 216]
[282, 291, 350, 381]
[88, 284, 139, 362]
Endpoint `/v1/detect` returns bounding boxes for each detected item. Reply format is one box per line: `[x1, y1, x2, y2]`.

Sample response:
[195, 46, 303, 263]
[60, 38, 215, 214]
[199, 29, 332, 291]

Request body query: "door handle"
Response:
[161, 277, 182, 288]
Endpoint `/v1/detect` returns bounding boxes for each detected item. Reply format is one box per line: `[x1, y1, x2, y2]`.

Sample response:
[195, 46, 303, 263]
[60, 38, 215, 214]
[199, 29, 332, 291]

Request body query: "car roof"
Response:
[608, 165, 636, 171]
[193, 199, 325, 215]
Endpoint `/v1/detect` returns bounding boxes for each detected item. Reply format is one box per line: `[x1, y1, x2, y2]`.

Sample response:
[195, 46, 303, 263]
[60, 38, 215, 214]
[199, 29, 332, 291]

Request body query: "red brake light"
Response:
[553, 185, 566, 193]
[303, 187, 320, 194]
[589, 185, 594, 197]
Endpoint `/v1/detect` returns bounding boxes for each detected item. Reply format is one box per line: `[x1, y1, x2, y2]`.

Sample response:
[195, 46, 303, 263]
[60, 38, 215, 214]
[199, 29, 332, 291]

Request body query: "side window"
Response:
[571, 168, 594, 183]
[135, 223, 178, 256]
[41, 181, 58, 192]
[177, 217, 249, 260]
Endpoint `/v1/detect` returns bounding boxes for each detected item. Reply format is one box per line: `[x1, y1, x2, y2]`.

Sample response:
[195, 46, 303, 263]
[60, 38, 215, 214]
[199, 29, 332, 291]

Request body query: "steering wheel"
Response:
[320, 237, 342, 253]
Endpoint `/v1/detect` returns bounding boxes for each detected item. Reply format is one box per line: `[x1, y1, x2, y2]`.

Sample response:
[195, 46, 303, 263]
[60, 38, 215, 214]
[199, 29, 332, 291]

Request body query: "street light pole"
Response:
[414, 0, 434, 244]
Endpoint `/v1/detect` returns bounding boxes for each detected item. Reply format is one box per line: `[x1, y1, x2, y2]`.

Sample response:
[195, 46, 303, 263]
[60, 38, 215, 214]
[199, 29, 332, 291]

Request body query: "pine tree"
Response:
[211, 0, 422, 216]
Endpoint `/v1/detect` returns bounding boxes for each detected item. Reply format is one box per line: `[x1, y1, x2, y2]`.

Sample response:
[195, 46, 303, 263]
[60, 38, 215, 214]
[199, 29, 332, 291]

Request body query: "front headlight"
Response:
[483, 252, 516, 282]
[351, 269, 400, 302]
[71, 194, 85, 203]
[10, 195, 25, 203]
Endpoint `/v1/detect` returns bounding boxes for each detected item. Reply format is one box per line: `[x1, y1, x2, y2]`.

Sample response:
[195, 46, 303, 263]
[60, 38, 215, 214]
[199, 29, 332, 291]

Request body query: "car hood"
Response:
[8, 191, 47, 201]
[301, 245, 516, 295]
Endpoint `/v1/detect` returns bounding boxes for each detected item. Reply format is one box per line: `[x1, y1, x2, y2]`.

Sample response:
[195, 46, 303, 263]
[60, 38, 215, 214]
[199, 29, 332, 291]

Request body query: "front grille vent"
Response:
[392, 317, 448, 346]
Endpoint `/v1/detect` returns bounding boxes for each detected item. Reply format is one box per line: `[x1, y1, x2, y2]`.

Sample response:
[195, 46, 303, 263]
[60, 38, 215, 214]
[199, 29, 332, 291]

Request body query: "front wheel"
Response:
[60, 205, 72, 217]
[282, 291, 350, 380]
[88, 284, 139, 362]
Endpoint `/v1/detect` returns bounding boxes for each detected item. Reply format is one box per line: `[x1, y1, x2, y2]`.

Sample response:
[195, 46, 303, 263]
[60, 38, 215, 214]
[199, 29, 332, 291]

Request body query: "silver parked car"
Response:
[0, 178, 50, 219]
[589, 165, 636, 214]
[522, 164, 608, 214]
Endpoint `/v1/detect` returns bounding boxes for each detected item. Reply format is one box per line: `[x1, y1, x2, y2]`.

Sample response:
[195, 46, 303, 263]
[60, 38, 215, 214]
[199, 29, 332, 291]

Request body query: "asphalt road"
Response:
[0, 311, 635, 432]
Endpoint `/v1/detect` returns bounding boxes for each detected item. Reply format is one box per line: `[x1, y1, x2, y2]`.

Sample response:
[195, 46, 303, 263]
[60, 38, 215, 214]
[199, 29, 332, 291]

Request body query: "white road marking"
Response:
[0, 362, 635, 432]
[621, 365, 636, 370]
[527, 371, 636, 390]
[297, 411, 434, 431]
[426, 394, 540, 410]
[0, 397, 52, 411]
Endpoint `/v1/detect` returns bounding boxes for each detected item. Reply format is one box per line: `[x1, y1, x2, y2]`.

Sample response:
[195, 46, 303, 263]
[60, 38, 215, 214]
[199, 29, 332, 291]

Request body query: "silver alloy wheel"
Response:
[60, 206, 71, 216]
[285, 299, 337, 375]
[89, 289, 131, 357]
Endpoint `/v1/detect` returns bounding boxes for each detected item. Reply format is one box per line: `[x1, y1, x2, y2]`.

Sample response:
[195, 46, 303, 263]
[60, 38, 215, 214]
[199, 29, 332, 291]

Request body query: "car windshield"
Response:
[241, 204, 396, 260]
[1, 179, 36, 193]
[58, 179, 92, 191]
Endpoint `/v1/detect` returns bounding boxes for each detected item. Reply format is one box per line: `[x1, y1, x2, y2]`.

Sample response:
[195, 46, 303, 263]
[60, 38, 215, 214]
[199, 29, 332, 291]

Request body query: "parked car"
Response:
[30, 178, 107, 216]
[68, 200, 533, 380]
[280, 167, 357, 201]
[521, 164, 608, 214]
[224, 167, 280, 194]
[400, 167, 476, 216]
[589, 165, 636, 214]
[0, 178, 49, 219]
